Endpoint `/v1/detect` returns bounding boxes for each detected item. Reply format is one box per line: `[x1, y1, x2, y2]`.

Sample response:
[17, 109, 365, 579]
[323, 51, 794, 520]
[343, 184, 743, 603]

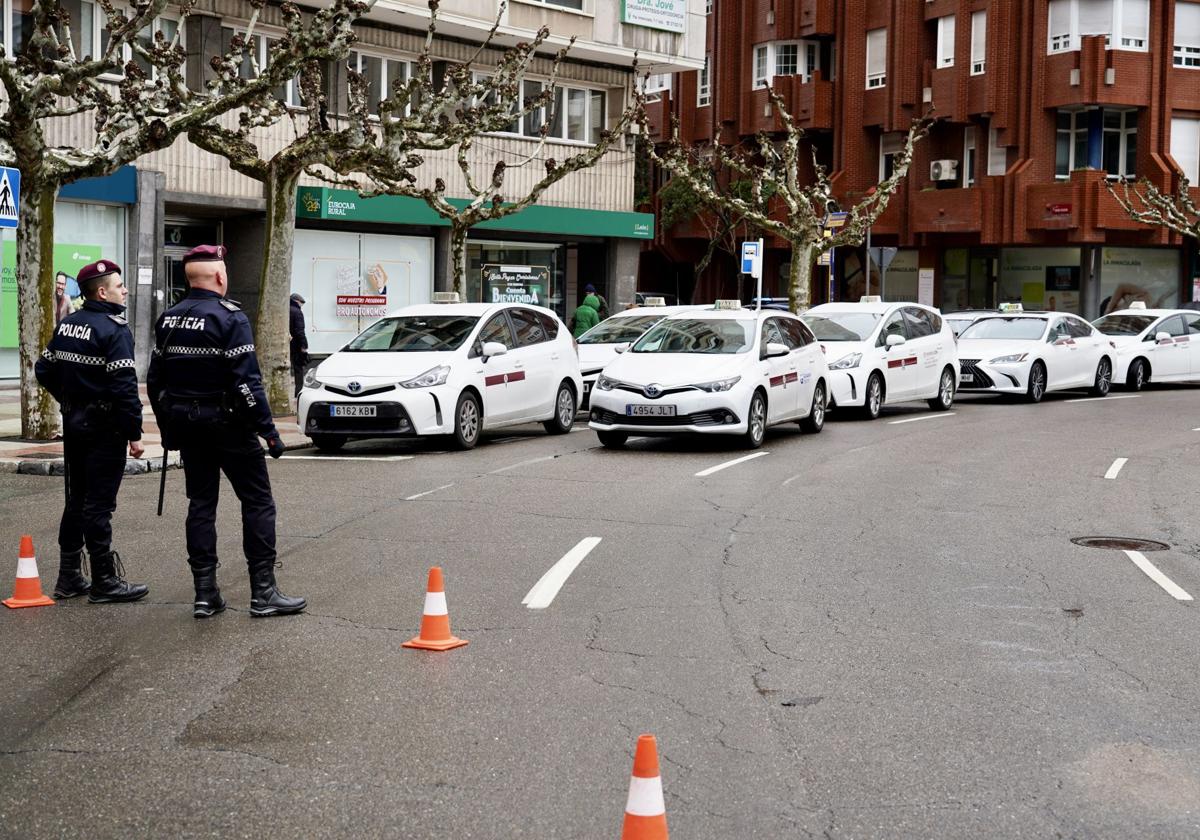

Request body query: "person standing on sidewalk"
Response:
[34, 259, 150, 604]
[147, 244, 305, 619]
[289, 292, 308, 399]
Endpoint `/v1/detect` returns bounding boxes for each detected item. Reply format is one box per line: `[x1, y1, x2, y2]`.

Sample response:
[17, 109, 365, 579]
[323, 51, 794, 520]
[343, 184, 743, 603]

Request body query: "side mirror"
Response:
[885, 334, 906, 348]
[1156, 331, 1173, 343]
[763, 341, 790, 359]
[614, 343, 630, 354]
[482, 341, 508, 358]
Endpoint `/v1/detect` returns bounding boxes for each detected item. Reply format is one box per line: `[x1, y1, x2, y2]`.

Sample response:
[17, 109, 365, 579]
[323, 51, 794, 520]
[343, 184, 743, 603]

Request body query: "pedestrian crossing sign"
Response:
[0, 167, 18, 229]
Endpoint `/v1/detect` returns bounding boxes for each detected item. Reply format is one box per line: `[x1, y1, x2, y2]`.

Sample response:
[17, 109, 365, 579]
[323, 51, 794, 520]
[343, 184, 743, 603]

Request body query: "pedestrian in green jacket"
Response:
[571, 293, 601, 338]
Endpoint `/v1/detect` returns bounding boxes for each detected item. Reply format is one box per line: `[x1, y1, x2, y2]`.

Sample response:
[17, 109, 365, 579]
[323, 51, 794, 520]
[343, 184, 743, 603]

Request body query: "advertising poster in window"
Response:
[1044, 265, 1080, 312]
[483, 264, 550, 306]
[999, 247, 1080, 311]
[1, 241, 102, 349]
[1100, 247, 1180, 314]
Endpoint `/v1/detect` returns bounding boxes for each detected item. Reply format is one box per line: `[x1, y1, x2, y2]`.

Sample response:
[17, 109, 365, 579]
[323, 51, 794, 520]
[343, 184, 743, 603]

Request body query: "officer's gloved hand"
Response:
[265, 433, 285, 459]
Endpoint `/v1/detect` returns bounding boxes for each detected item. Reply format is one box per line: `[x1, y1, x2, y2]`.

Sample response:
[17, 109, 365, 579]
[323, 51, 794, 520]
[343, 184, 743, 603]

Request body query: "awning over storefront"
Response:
[58, 165, 138, 204]
[295, 187, 654, 240]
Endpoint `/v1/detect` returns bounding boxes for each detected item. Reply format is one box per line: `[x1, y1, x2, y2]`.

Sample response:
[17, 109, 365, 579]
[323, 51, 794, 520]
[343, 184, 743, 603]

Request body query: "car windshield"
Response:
[1092, 314, 1156, 336]
[343, 316, 479, 352]
[958, 317, 1047, 340]
[578, 315, 663, 345]
[801, 312, 881, 341]
[632, 317, 755, 354]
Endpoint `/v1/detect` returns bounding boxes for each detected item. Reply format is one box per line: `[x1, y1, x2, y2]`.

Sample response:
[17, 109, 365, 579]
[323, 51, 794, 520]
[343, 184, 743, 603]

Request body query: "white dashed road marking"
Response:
[887, 412, 956, 426]
[1104, 458, 1128, 480]
[489, 455, 558, 475]
[1124, 550, 1193, 601]
[523, 537, 601, 609]
[695, 452, 769, 477]
[1065, 395, 1141, 403]
[405, 483, 454, 501]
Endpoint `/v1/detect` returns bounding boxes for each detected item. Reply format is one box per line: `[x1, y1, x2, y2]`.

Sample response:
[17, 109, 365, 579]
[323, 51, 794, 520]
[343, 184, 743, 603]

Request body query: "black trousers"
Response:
[179, 425, 276, 572]
[59, 424, 127, 557]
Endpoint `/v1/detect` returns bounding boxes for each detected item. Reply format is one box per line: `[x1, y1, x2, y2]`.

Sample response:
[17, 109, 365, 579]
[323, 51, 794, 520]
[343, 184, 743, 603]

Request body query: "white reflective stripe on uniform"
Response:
[16, 556, 39, 579]
[624, 776, 666, 817]
[423, 591, 448, 616]
[54, 351, 105, 365]
[165, 345, 222, 356]
[225, 344, 255, 357]
[106, 358, 136, 372]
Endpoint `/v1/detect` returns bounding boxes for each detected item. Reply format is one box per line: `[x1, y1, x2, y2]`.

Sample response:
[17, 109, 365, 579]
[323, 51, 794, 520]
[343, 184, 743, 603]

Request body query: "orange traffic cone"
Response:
[402, 566, 467, 651]
[3, 536, 55, 609]
[621, 734, 668, 840]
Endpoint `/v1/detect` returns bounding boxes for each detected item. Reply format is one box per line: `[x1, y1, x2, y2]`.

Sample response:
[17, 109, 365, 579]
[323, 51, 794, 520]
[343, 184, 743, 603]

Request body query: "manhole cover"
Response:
[1071, 536, 1169, 552]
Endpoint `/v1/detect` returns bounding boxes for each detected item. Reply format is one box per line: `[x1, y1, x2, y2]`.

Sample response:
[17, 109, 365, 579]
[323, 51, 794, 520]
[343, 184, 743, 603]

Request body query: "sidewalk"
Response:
[0, 383, 311, 475]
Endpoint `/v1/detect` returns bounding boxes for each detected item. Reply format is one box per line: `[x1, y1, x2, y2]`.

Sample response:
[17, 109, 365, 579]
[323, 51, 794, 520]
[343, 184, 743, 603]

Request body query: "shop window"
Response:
[1047, 0, 1149, 54]
[1102, 109, 1137, 180]
[1170, 116, 1200, 182]
[1176, 3, 1200, 67]
[1054, 112, 1087, 178]
[866, 28, 887, 89]
[1100, 247, 1180, 314]
[936, 15, 955, 69]
[971, 11, 987, 75]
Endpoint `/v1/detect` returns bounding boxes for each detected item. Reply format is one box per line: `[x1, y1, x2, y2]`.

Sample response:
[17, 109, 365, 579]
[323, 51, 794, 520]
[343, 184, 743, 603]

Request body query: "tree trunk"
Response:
[450, 222, 469, 299]
[17, 182, 60, 440]
[256, 165, 301, 416]
[787, 241, 815, 314]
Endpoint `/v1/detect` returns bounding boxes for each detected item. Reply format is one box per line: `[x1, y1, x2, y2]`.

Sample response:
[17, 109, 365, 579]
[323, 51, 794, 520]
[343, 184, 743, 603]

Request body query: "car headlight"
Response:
[302, 368, 324, 389]
[989, 353, 1028, 364]
[827, 353, 862, 370]
[597, 375, 616, 391]
[400, 365, 450, 389]
[692, 376, 742, 393]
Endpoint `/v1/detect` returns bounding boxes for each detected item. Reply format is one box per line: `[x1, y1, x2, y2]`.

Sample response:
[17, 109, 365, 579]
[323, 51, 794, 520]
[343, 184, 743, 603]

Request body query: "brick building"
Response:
[641, 0, 1200, 317]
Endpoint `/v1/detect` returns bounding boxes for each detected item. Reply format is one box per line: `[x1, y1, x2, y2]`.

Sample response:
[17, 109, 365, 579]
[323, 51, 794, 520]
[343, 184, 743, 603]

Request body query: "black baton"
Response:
[156, 449, 169, 516]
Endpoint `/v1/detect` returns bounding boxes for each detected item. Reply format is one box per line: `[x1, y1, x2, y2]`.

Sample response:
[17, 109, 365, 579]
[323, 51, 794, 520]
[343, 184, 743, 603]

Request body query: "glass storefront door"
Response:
[467, 240, 567, 319]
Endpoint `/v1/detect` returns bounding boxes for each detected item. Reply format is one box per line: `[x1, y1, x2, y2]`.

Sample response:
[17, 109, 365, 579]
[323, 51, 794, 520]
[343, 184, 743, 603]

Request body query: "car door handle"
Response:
[513, 362, 524, 368]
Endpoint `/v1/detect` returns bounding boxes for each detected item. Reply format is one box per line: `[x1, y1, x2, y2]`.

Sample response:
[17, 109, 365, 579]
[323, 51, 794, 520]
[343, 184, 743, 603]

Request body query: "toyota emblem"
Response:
[348, 381, 362, 393]
[644, 383, 662, 399]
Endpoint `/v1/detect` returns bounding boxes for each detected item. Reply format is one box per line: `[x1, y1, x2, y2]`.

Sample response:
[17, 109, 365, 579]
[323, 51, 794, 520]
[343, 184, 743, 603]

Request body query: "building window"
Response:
[752, 40, 823, 89]
[521, 0, 584, 9]
[639, 72, 672, 101]
[866, 28, 887, 89]
[963, 127, 977, 187]
[879, 133, 902, 181]
[705, 0, 712, 12]
[971, 11, 987, 75]
[1047, 0, 1149, 54]
[936, 15, 955, 68]
[987, 125, 1008, 176]
[698, 54, 711, 106]
[1171, 117, 1200, 182]
[1102, 109, 1137, 179]
[1055, 111, 1088, 178]
[1176, 3, 1200, 68]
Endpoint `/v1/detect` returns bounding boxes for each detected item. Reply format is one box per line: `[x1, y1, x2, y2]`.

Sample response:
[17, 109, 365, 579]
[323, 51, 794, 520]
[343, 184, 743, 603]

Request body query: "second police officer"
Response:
[147, 244, 306, 619]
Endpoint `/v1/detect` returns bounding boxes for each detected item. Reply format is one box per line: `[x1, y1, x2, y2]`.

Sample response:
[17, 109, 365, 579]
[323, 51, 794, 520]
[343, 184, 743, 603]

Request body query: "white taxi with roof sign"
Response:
[298, 294, 582, 451]
[1091, 302, 1200, 390]
[576, 300, 706, 409]
[800, 297, 960, 419]
[587, 301, 830, 449]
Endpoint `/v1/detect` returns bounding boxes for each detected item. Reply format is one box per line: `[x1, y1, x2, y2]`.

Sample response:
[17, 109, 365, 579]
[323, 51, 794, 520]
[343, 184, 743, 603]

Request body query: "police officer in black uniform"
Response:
[34, 259, 150, 603]
[147, 244, 305, 619]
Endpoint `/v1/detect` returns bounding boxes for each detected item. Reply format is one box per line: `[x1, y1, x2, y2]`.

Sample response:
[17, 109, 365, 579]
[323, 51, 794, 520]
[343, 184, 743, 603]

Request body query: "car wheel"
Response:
[744, 391, 767, 449]
[800, 381, 826, 434]
[1026, 361, 1046, 403]
[927, 366, 955, 411]
[1126, 358, 1147, 391]
[310, 434, 345, 453]
[596, 431, 627, 449]
[451, 391, 481, 450]
[860, 372, 884, 420]
[1090, 357, 1112, 397]
[543, 381, 576, 435]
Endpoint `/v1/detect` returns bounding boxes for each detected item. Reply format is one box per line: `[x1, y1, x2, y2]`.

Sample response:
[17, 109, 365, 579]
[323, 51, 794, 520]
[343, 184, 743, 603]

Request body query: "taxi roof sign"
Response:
[432, 292, 461, 303]
[642, 296, 667, 306]
[1128, 300, 1146, 309]
[998, 302, 1024, 313]
[859, 295, 882, 303]
[713, 299, 743, 310]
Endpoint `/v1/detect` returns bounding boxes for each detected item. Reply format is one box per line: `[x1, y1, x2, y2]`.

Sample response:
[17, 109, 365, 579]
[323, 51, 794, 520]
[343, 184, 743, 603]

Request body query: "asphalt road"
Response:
[1, 387, 1199, 838]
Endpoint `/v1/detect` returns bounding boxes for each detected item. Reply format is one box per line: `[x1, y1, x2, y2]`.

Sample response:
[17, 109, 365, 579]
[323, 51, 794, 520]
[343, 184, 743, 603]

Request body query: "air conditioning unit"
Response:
[930, 159, 959, 181]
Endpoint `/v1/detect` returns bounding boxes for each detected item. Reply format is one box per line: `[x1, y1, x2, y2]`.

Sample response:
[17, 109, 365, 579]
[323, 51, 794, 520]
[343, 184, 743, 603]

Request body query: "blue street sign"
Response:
[0, 166, 19, 229]
[740, 241, 759, 275]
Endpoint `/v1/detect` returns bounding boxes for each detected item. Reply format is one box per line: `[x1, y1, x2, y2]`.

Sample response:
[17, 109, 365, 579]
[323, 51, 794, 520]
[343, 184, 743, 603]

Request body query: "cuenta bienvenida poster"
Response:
[1, 243, 102, 348]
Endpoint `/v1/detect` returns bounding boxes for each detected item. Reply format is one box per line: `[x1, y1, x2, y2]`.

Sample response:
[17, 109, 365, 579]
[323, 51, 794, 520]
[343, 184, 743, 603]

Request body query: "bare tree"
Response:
[1109, 176, 1200, 240]
[638, 86, 930, 313]
[0, 0, 366, 439]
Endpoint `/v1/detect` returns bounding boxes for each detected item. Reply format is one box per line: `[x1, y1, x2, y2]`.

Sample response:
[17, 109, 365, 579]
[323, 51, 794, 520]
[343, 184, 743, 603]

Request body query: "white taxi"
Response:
[587, 302, 829, 449]
[801, 298, 959, 419]
[576, 301, 704, 408]
[1091, 303, 1200, 390]
[299, 295, 583, 450]
[955, 306, 1113, 402]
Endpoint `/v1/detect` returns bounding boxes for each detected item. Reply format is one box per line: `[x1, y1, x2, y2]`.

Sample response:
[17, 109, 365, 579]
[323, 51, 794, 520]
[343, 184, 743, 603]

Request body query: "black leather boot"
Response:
[88, 551, 149, 603]
[53, 549, 90, 599]
[248, 561, 306, 617]
[191, 562, 226, 619]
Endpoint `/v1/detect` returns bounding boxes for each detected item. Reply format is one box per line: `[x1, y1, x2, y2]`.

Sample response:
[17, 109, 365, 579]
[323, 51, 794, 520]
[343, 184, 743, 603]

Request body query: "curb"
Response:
[7, 440, 312, 476]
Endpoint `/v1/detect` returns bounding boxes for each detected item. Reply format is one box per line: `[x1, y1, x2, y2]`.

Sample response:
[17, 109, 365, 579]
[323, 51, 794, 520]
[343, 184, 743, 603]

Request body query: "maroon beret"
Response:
[77, 259, 121, 287]
[182, 244, 228, 264]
